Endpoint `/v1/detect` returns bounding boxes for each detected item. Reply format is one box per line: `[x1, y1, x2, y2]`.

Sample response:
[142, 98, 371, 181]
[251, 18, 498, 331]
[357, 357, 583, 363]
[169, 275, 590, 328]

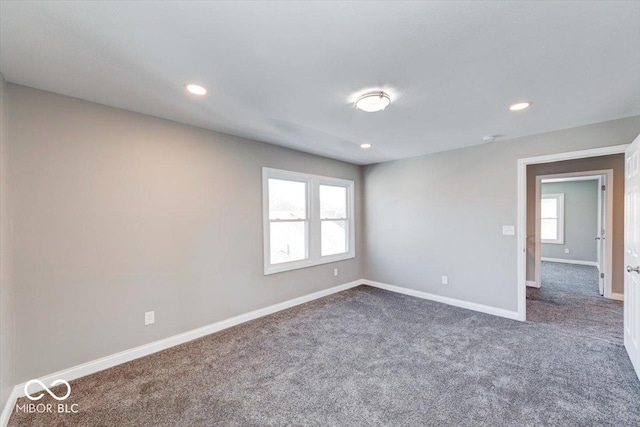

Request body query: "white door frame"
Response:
[516, 144, 629, 321]
[533, 170, 614, 299]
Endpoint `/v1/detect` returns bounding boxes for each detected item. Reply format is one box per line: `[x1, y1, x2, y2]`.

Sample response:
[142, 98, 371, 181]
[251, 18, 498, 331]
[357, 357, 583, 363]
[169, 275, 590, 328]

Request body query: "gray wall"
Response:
[540, 181, 598, 262]
[7, 85, 364, 383]
[0, 75, 15, 410]
[4, 82, 640, 386]
[364, 116, 640, 312]
[526, 154, 625, 293]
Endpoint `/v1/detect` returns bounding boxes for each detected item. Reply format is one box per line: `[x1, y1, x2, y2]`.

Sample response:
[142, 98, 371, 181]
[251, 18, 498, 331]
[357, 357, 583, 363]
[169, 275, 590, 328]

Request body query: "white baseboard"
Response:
[526, 280, 540, 288]
[609, 292, 624, 301]
[362, 280, 521, 321]
[1, 279, 363, 426]
[1, 277, 523, 426]
[541, 257, 598, 267]
[0, 387, 20, 427]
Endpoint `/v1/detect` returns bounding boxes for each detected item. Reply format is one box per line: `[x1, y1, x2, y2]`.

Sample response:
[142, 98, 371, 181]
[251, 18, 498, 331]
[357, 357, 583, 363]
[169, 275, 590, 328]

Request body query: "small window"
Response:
[541, 193, 564, 244]
[320, 185, 348, 256]
[268, 178, 308, 265]
[263, 168, 355, 274]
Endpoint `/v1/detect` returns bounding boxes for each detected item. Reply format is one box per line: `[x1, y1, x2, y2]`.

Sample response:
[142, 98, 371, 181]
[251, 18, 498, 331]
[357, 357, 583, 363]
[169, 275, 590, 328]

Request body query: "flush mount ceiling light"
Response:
[509, 101, 531, 111]
[185, 83, 207, 96]
[360, 143, 372, 149]
[355, 91, 391, 112]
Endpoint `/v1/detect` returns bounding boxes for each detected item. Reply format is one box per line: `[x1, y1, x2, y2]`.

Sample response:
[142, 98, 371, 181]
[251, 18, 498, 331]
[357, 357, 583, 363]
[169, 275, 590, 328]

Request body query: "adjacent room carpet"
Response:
[527, 261, 624, 345]
[10, 284, 640, 426]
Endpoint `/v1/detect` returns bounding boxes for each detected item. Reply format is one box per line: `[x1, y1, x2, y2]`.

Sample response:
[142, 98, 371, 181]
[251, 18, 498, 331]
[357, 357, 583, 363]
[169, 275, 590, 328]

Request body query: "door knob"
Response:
[627, 266, 640, 274]
[595, 237, 601, 240]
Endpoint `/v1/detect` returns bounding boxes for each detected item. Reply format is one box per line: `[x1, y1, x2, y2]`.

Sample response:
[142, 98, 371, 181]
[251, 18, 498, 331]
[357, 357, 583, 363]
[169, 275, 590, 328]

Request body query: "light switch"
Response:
[502, 225, 515, 236]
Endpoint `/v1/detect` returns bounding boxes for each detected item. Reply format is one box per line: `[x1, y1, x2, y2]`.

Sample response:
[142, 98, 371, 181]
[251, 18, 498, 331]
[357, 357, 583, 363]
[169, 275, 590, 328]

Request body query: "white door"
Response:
[624, 134, 640, 379]
[597, 177, 605, 295]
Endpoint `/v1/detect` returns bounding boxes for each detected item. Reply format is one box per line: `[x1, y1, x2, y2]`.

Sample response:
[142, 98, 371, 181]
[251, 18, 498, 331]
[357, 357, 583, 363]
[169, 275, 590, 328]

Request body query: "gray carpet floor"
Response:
[527, 261, 624, 345]
[10, 283, 640, 426]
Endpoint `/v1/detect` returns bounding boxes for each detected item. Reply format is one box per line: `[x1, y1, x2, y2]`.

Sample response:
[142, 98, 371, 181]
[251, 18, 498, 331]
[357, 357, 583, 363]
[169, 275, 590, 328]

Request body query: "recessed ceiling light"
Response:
[355, 91, 391, 112]
[509, 101, 531, 111]
[360, 143, 372, 149]
[185, 84, 207, 96]
[482, 135, 496, 143]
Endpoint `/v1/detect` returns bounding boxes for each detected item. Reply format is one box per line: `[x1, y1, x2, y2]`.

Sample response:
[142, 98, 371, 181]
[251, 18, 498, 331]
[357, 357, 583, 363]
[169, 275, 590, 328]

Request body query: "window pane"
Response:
[321, 220, 347, 256]
[269, 179, 306, 220]
[270, 221, 306, 264]
[541, 218, 558, 240]
[541, 198, 557, 218]
[320, 185, 347, 219]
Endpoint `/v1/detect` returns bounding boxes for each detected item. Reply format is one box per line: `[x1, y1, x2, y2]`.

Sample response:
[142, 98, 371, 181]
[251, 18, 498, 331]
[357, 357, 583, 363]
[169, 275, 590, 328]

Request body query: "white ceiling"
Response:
[1, 1, 639, 165]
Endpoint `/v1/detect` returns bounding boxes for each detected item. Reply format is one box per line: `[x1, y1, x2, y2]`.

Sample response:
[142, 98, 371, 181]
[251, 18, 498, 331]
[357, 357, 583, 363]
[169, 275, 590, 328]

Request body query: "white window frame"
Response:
[262, 167, 355, 275]
[541, 193, 565, 244]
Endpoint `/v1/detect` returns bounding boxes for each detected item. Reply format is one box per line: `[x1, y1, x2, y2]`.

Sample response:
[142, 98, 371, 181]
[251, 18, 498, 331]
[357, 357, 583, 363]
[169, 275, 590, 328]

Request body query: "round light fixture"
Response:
[509, 101, 531, 111]
[355, 91, 391, 112]
[360, 143, 372, 149]
[185, 84, 207, 96]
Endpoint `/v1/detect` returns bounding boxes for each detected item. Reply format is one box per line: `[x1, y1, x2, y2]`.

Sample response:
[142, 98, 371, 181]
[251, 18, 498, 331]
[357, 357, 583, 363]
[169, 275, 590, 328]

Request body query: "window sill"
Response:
[264, 252, 355, 275]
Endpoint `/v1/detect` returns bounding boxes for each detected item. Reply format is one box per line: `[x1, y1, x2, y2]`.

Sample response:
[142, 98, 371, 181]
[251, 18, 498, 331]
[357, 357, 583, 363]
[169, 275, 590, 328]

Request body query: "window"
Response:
[541, 193, 564, 244]
[263, 168, 355, 274]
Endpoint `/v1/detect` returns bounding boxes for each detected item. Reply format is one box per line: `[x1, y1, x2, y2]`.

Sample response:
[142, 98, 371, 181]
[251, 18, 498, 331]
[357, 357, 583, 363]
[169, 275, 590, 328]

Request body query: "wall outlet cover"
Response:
[564, 248, 570, 253]
[145, 311, 155, 326]
[442, 276, 449, 285]
[333, 268, 338, 277]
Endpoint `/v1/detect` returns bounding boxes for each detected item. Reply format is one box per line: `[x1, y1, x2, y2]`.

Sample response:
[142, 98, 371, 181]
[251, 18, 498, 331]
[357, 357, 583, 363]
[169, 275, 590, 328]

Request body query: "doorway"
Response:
[517, 138, 640, 381]
[516, 145, 628, 322]
[526, 169, 624, 341]
[533, 170, 614, 298]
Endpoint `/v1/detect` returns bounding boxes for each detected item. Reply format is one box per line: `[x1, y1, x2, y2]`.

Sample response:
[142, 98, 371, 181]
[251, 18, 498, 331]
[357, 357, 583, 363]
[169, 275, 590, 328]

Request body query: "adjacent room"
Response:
[1, 1, 640, 426]
[526, 159, 625, 342]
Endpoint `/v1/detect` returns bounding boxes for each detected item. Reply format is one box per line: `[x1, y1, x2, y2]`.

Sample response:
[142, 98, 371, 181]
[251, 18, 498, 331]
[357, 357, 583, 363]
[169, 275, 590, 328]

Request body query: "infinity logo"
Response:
[24, 379, 71, 401]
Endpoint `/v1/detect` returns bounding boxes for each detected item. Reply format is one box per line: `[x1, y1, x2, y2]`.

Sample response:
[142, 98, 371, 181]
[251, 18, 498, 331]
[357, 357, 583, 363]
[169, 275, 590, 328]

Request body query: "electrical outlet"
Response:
[333, 268, 338, 277]
[564, 248, 570, 254]
[145, 311, 155, 326]
[442, 276, 449, 285]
